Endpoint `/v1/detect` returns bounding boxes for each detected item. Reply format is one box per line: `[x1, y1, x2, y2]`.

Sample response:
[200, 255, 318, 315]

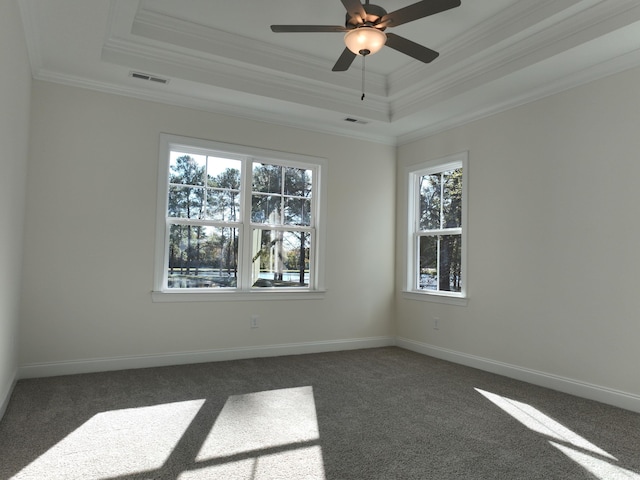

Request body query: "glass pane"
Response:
[253, 163, 282, 194]
[418, 236, 437, 290]
[168, 185, 205, 219]
[284, 167, 312, 197]
[167, 224, 238, 289]
[169, 153, 206, 186]
[418, 235, 462, 292]
[252, 194, 282, 224]
[251, 229, 310, 288]
[207, 188, 240, 221]
[284, 197, 311, 226]
[439, 234, 462, 292]
[419, 173, 441, 231]
[443, 168, 463, 228]
[207, 157, 241, 189]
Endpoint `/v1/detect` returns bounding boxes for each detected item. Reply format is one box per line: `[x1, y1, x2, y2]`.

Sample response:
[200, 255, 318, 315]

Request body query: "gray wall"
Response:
[0, 0, 31, 416]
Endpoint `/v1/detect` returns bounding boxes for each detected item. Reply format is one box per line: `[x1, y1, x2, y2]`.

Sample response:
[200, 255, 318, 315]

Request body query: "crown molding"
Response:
[102, 37, 390, 123]
[32, 68, 397, 146]
[397, 46, 640, 145]
[391, 0, 640, 121]
[388, 0, 584, 96]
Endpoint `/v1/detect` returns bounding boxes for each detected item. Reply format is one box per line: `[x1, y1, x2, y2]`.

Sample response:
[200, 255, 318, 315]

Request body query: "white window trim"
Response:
[152, 134, 327, 302]
[403, 151, 468, 306]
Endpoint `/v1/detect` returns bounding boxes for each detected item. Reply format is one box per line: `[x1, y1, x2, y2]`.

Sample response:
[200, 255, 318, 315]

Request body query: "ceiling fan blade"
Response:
[379, 0, 460, 28]
[271, 25, 347, 33]
[332, 47, 357, 71]
[340, 0, 367, 23]
[385, 33, 439, 63]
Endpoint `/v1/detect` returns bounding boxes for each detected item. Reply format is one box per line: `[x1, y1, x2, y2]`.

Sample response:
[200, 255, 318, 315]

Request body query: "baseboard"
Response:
[396, 337, 640, 414]
[18, 336, 396, 379]
[0, 370, 18, 421]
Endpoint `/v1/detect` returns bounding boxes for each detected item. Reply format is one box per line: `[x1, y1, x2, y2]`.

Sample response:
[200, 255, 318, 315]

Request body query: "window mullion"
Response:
[415, 175, 421, 233]
[414, 232, 420, 290]
[422, 227, 462, 236]
[203, 156, 209, 220]
[436, 235, 441, 291]
[281, 165, 285, 225]
[238, 158, 254, 290]
[440, 172, 445, 230]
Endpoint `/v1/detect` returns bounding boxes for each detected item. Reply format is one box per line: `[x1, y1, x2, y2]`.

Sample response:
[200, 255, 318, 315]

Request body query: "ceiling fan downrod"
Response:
[361, 54, 366, 101]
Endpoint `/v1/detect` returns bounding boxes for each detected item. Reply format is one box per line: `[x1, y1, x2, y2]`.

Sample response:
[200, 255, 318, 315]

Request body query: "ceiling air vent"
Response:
[129, 71, 169, 85]
[344, 117, 369, 125]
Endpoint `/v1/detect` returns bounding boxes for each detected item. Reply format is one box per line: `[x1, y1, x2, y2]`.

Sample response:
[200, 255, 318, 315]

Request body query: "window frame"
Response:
[403, 152, 468, 305]
[152, 134, 327, 302]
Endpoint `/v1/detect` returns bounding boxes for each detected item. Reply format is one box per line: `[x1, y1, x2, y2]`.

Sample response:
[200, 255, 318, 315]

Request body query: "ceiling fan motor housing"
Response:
[345, 3, 388, 29]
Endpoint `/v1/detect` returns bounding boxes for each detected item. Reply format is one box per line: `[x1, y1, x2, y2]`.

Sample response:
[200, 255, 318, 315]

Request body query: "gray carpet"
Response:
[1, 347, 639, 479]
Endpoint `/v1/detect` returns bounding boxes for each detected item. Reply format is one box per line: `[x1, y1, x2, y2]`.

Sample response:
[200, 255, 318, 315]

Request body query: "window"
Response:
[153, 135, 326, 300]
[405, 152, 467, 303]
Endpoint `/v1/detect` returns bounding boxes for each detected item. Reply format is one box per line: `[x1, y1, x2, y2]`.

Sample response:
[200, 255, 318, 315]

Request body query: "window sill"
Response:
[151, 289, 327, 303]
[401, 291, 468, 306]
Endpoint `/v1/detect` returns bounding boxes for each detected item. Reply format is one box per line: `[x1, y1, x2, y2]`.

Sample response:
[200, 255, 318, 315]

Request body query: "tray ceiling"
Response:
[18, 0, 640, 145]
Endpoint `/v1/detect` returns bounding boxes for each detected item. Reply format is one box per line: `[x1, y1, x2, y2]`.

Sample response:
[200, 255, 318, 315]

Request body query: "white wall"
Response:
[19, 81, 396, 372]
[0, 0, 31, 416]
[396, 66, 640, 405]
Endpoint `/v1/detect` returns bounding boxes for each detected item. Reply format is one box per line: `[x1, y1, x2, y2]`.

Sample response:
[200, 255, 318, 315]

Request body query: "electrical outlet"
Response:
[433, 317, 440, 330]
[250, 315, 259, 328]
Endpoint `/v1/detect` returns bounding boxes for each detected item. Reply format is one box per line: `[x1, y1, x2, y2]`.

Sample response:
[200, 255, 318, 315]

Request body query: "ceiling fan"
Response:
[271, 0, 461, 72]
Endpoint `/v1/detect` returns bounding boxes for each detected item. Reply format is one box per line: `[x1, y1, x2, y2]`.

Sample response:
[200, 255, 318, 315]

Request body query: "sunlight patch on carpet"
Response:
[476, 388, 640, 480]
[193, 386, 325, 479]
[550, 442, 640, 479]
[180, 446, 325, 480]
[12, 400, 205, 480]
[475, 388, 615, 460]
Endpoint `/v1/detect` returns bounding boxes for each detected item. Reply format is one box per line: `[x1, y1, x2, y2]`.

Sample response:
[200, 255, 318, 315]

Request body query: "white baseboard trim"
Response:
[396, 337, 640, 413]
[18, 336, 396, 379]
[0, 370, 18, 421]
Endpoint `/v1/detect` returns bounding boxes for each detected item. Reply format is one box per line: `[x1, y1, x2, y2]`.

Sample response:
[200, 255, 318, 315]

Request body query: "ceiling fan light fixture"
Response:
[344, 27, 387, 56]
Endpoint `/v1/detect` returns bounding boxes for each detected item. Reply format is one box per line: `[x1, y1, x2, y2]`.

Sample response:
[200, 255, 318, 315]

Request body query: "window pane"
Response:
[167, 224, 238, 288]
[207, 189, 240, 222]
[168, 185, 205, 219]
[284, 167, 312, 197]
[252, 194, 282, 224]
[170, 153, 206, 186]
[253, 163, 282, 194]
[419, 173, 441, 230]
[251, 229, 310, 287]
[439, 235, 463, 292]
[418, 236, 437, 290]
[443, 168, 463, 228]
[418, 234, 462, 292]
[207, 157, 241, 188]
[284, 197, 311, 226]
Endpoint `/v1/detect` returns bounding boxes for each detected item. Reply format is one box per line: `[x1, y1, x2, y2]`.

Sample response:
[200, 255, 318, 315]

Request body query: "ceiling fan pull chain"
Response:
[361, 55, 366, 101]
